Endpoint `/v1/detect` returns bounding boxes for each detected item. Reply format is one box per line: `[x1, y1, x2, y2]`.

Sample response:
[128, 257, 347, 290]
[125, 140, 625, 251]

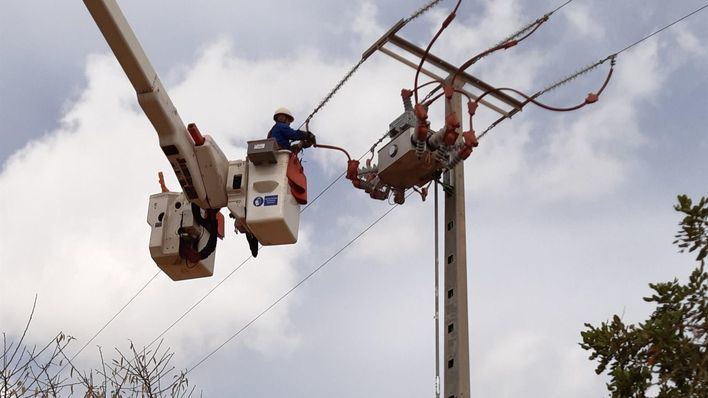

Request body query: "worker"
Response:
[243, 108, 316, 258]
[268, 107, 316, 150]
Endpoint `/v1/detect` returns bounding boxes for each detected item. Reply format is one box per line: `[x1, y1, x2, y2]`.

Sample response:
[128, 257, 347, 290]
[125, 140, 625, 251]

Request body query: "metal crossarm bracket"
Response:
[365, 24, 524, 117]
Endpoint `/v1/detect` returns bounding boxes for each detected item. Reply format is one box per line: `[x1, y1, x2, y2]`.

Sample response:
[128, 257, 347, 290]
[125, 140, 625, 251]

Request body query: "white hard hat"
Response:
[273, 107, 294, 122]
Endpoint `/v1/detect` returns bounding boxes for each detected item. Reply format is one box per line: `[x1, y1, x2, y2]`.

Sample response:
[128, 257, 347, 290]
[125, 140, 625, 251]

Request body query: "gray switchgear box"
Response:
[247, 139, 278, 166]
[377, 128, 440, 189]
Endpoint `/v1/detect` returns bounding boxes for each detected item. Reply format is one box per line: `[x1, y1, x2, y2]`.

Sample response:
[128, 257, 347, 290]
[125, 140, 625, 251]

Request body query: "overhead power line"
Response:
[64, 271, 160, 367]
[492, 0, 577, 49]
[478, 1, 708, 138]
[302, 0, 446, 127]
[551, 0, 575, 14]
[176, 193, 412, 385]
[405, 0, 446, 23]
[145, 256, 252, 348]
[613, 2, 708, 56]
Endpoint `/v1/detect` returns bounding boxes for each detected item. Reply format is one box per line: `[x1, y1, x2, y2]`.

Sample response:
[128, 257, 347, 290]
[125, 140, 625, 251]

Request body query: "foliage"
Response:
[580, 195, 708, 397]
[1, 298, 196, 397]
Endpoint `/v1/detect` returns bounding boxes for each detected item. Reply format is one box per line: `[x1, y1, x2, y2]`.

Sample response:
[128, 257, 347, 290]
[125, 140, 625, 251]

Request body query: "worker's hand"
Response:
[306, 132, 317, 146]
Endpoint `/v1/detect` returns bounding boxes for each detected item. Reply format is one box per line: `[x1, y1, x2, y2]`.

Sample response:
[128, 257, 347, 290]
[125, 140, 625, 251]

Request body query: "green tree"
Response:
[580, 195, 707, 397]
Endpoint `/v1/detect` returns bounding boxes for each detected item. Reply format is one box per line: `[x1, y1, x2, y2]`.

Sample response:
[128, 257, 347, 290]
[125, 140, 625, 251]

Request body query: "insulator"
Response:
[540, 58, 607, 95]
[404, 0, 444, 23]
[447, 152, 463, 170]
[427, 128, 445, 151]
[415, 139, 426, 159]
[357, 166, 379, 176]
[435, 148, 448, 164]
[402, 95, 413, 111]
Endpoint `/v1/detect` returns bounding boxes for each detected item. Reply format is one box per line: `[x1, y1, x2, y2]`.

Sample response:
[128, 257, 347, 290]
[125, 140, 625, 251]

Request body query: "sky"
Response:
[1, 0, 707, 397]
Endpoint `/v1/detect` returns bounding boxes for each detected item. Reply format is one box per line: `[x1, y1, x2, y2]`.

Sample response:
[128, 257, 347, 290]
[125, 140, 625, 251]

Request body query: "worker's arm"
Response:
[279, 125, 307, 141]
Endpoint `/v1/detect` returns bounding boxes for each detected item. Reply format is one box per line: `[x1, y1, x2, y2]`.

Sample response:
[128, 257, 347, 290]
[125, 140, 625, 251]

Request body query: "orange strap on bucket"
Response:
[287, 153, 308, 205]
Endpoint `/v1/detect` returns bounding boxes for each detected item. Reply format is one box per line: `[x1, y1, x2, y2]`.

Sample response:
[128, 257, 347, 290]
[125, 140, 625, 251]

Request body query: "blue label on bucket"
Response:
[264, 195, 278, 206]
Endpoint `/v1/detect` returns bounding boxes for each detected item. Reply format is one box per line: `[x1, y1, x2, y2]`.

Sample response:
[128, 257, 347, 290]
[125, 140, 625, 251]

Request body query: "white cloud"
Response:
[0, 52, 307, 363]
[0, 7, 414, 380]
[465, 39, 667, 202]
[352, 1, 385, 48]
[433, 0, 548, 91]
[564, 3, 605, 39]
[525, 41, 661, 200]
[479, 330, 544, 378]
[2, 1, 705, 396]
[673, 24, 707, 58]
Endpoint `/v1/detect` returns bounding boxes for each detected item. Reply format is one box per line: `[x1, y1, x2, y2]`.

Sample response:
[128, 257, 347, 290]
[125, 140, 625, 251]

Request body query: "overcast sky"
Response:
[1, 0, 707, 397]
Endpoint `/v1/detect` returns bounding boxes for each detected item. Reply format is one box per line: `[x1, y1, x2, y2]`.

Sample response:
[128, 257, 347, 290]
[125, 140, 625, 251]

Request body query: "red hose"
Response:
[314, 143, 352, 161]
[450, 16, 549, 89]
[477, 64, 614, 113]
[413, 0, 463, 104]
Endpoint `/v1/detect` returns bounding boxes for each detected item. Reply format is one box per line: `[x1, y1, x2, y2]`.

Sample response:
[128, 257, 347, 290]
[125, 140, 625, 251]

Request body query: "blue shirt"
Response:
[268, 122, 306, 150]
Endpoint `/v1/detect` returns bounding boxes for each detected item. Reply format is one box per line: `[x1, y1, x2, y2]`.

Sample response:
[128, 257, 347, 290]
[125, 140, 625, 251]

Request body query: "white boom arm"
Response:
[83, 0, 224, 209]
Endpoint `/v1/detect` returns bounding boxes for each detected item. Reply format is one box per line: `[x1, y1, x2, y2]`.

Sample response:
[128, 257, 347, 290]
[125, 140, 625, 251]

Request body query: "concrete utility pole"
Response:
[366, 27, 521, 398]
[442, 85, 470, 398]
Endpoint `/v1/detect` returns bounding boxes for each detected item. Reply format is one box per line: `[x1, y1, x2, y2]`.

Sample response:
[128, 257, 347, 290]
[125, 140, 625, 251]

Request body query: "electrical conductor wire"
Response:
[477, 1, 708, 139]
[63, 271, 160, 367]
[613, 2, 708, 56]
[551, 0, 575, 14]
[301, 0, 446, 128]
[433, 183, 441, 398]
[175, 193, 412, 384]
[170, 0, 708, 382]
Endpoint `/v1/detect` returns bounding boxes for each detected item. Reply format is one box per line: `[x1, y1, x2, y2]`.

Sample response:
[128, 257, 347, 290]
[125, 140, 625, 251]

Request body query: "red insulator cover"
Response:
[444, 85, 454, 99]
[346, 160, 360, 181]
[401, 89, 413, 98]
[414, 104, 428, 121]
[585, 93, 599, 104]
[443, 112, 461, 146]
[467, 101, 478, 116]
[446, 112, 460, 129]
[442, 13, 456, 28]
[459, 130, 479, 160]
[503, 39, 518, 49]
[417, 124, 429, 141]
[462, 130, 479, 147]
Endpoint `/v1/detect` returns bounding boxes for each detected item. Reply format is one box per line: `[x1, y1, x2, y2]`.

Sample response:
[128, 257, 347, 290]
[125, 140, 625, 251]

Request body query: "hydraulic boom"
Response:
[84, 0, 304, 280]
